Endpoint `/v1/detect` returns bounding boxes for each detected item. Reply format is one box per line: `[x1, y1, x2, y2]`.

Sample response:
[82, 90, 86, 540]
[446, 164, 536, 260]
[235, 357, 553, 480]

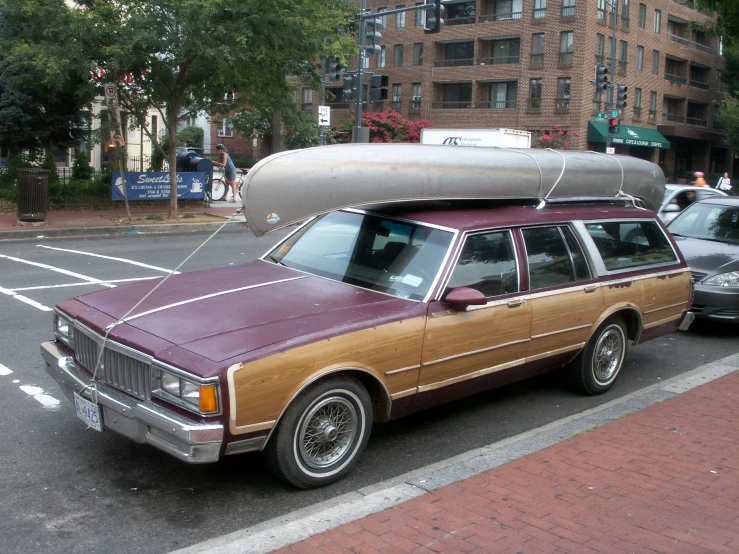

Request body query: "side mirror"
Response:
[663, 203, 681, 213]
[445, 287, 488, 309]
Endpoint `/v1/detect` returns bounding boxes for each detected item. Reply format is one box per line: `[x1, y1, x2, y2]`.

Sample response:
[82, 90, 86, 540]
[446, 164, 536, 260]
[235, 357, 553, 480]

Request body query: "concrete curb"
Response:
[169, 352, 739, 554]
[0, 220, 247, 240]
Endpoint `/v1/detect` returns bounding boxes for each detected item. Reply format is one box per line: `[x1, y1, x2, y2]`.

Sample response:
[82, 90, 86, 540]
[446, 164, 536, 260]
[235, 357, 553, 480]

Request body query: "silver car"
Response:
[658, 184, 727, 223]
[667, 196, 739, 322]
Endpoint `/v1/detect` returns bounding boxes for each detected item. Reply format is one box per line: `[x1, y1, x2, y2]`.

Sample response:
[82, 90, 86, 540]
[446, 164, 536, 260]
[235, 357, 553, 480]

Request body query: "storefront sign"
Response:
[111, 172, 206, 200]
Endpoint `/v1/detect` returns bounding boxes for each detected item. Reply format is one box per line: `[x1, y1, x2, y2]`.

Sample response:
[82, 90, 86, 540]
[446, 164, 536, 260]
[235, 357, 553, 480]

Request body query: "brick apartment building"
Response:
[318, 0, 731, 179]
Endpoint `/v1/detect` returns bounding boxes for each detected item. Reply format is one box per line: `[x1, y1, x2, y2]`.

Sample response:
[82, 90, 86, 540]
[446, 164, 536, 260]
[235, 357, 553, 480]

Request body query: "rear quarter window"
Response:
[585, 220, 678, 271]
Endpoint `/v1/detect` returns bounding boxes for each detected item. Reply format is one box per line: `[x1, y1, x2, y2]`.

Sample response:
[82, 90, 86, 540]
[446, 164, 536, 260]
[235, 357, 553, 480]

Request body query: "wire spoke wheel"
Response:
[567, 316, 627, 395]
[297, 396, 357, 469]
[592, 326, 625, 384]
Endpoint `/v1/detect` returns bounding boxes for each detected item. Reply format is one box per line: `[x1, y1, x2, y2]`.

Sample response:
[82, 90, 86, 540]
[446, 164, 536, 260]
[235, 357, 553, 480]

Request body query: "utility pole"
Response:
[319, 54, 326, 146]
[605, 0, 618, 152]
[353, 0, 367, 143]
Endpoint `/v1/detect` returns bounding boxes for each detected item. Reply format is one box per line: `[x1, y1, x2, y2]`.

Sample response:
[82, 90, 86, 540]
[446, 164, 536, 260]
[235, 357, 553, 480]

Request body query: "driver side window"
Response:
[445, 231, 518, 297]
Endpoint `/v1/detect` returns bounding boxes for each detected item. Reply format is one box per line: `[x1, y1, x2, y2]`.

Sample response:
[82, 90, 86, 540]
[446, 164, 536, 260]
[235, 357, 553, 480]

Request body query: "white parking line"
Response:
[12, 276, 162, 292]
[0, 286, 52, 312]
[0, 253, 116, 288]
[19, 385, 61, 409]
[36, 245, 180, 274]
[0, 363, 12, 376]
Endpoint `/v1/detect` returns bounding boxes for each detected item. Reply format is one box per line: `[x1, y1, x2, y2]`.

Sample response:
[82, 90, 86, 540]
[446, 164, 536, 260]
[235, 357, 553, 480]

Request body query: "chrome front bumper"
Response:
[41, 341, 224, 464]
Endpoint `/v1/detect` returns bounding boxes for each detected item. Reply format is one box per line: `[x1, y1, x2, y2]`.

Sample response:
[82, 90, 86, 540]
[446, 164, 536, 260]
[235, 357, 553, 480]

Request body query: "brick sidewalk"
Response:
[277, 372, 739, 553]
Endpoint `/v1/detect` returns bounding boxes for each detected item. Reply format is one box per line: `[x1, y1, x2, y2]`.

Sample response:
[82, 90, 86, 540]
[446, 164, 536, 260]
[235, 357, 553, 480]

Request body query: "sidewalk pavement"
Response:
[175, 356, 739, 554]
[0, 202, 244, 239]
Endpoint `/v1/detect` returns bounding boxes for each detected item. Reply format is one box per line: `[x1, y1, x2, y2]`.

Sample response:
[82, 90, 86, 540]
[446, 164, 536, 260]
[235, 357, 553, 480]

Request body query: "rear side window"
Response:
[445, 231, 518, 297]
[585, 220, 677, 271]
[523, 226, 590, 289]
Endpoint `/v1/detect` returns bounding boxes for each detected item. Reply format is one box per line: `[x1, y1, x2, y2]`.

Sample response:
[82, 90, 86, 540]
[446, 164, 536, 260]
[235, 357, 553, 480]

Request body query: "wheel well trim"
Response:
[590, 304, 644, 344]
[259, 366, 392, 451]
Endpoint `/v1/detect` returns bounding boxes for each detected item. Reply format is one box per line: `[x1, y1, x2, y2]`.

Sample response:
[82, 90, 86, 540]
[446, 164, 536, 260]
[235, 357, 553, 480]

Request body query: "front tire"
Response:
[264, 376, 372, 489]
[568, 317, 628, 395]
[211, 179, 226, 201]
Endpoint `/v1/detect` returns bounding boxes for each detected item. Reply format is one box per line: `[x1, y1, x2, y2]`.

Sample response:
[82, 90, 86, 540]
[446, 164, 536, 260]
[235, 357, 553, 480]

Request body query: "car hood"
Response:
[672, 236, 739, 276]
[65, 261, 421, 363]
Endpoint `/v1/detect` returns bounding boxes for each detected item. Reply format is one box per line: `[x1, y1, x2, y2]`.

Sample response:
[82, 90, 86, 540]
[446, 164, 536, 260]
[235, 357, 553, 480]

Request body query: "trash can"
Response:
[17, 168, 50, 224]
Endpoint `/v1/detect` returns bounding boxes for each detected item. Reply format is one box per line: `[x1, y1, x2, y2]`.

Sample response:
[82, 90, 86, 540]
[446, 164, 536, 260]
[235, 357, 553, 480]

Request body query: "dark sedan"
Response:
[667, 196, 739, 321]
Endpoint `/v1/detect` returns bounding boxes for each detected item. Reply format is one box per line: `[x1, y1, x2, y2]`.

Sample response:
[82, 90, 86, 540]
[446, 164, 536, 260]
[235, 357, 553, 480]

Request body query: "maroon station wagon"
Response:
[41, 146, 693, 488]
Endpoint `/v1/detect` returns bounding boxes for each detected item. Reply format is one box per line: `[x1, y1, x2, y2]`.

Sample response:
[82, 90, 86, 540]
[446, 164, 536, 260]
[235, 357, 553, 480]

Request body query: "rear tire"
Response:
[568, 316, 627, 395]
[211, 179, 226, 201]
[263, 376, 372, 489]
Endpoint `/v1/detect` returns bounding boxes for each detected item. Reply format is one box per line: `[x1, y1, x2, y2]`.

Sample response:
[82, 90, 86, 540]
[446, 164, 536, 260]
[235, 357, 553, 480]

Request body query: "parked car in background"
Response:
[658, 185, 726, 223]
[667, 196, 739, 322]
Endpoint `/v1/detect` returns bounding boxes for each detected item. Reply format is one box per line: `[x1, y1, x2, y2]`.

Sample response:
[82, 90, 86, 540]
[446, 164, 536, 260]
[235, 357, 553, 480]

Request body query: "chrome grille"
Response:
[690, 271, 707, 283]
[74, 328, 151, 400]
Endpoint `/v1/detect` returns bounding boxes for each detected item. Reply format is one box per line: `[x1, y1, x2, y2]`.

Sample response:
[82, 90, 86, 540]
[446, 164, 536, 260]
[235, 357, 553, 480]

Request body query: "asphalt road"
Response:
[0, 226, 737, 554]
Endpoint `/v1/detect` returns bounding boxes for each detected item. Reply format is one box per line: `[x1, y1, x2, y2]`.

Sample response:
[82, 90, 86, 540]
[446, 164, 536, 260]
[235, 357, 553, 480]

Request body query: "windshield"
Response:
[265, 210, 455, 301]
[668, 203, 739, 244]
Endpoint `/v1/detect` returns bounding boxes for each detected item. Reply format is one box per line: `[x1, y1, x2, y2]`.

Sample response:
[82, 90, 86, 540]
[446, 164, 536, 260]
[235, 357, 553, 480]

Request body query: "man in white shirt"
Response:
[717, 172, 732, 192]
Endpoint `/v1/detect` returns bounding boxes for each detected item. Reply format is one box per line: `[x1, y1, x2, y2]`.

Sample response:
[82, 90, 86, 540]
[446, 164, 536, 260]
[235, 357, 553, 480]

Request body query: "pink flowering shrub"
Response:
[335, 109, 433, 143]
[533, 124, 580, 150]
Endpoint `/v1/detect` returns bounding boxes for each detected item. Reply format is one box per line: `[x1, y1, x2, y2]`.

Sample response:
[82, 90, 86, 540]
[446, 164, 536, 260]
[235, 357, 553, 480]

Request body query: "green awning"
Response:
[588, 121, 670, 149]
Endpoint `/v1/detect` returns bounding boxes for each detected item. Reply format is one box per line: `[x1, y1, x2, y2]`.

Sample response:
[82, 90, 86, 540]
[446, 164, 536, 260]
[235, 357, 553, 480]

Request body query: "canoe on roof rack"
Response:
[241, 144, 665, 236]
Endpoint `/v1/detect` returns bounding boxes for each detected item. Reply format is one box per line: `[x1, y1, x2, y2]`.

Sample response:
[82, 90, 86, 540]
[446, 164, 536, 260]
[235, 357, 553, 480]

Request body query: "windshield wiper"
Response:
[266, 255, 284, 266]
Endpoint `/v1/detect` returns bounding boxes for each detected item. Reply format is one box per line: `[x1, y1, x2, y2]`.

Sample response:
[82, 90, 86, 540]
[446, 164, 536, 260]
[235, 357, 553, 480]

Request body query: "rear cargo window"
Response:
[585, 221, 678, 271]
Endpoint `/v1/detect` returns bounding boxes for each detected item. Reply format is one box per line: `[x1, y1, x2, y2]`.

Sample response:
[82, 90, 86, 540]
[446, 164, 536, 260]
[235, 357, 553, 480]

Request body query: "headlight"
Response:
[54, 312, 74, 347]
[152, 366, 219, 415]
[703, 271, 739, 287]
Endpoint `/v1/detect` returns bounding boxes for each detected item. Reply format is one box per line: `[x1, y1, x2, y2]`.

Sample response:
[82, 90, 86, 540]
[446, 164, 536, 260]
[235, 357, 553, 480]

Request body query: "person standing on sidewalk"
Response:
[213, 144, 238, 202]
[717, 172, 732, 193]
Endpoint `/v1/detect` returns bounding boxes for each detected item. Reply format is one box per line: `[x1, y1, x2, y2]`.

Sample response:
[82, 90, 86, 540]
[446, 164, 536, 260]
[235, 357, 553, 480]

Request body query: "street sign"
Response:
[318, 106, 331, 127]
[594, 112, 607, 119]
[606, 147, 615, 154]
[611, 110, 620, 117]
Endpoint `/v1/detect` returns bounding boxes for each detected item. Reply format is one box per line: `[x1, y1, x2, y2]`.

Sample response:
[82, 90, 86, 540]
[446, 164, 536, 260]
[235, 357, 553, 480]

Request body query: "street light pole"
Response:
[353, 0, 366, 143]
[604, 0, 618, 152]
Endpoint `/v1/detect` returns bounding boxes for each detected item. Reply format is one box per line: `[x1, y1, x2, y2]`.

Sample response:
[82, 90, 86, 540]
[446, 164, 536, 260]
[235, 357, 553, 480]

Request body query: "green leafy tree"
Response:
[71, 152, 94, 181]
[82, 0, 355, 218]
[177, 125, 204, 150]
[720, 95, 739, 153]
[0, 0, 96, 154]
[692, 1, 739, 43]
[41, 152, 60, 184]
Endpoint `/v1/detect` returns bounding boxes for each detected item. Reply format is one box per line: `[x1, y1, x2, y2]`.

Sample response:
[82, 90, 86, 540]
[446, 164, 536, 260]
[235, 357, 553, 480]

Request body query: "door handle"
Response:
[584, 285, 599, 293]
[507, 298, 524, 307]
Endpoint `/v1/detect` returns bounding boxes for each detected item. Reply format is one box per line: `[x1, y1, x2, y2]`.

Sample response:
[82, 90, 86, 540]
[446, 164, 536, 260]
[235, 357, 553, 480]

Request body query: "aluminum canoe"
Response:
[241, 144, 665, 236]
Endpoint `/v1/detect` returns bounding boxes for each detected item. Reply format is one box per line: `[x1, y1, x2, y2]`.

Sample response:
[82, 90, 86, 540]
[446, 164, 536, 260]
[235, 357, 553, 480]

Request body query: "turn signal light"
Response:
[199, 384, 218, 413]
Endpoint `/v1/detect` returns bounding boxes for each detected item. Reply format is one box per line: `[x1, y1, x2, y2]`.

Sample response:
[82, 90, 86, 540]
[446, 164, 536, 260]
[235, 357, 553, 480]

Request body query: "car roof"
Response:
[696, 196, 739, 206]
[366, 201, 655, 233]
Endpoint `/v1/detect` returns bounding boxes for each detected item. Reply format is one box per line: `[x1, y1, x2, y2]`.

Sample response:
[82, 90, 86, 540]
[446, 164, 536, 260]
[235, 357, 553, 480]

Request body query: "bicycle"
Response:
[210, 168, 247, 202]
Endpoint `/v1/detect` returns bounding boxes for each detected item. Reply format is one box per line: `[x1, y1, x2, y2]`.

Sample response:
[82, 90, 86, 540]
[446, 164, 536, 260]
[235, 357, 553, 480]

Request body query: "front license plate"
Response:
[74, 392, 103, 432]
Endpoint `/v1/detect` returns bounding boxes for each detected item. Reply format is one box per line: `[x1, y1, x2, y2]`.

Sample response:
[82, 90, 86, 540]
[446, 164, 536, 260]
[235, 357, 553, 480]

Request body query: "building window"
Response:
[437, 82, 472, 109]
[533, 0, 546, 20]
[378, 7, 388, 29]
[413, 42, 423, 66]
[597, 0, 607, 22]
[489, 38, 520, 64]
[217, 119, 233, 138]
[415, 2, 424, 26]
[488, 81, 517, 109]
[562, 0, 575, 18]
[394, 44, 404, 67]
[652, 50, 659, 75]
[638, 3, 646, 29]
[377, 46, 386, 68]
[559, 31, 573, 65]
[531, 33, 545, 65]
[396, 5, 405, 28]
[636, 45, 644, 71]
[442, 41, 474, 66]
[555, 77, 570, 112]
[595, 34, 605, 64]
[529, 78, 542, 110]
[492, 0, 523, 21]
[634, 87, 642, 118]
[301, 88, 313, 112]
[717, 69, 727, 93]
[649, 90, 657, 120]
[621, 0, 629, 27]
[392, 84, 402, 110]
[411, 82, 422, 111]
[654, 9, 661, 34]
[619, 40, 628, 73]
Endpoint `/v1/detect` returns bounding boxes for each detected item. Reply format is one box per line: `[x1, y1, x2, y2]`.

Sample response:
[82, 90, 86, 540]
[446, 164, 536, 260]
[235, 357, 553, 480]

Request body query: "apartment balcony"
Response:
[666, 33, 712, 54]
[479, 11, 523, 23]
[689, 79, 710, 90]
[686, 116, 707, 127]
[447, 15, 476, 26]
[665, 73, 687, 86]
[477, 56, 520, 65]
[663, 112, 685, 123]
[561, 6, 575, 18]
[532, 8, 546, 21]
[432, 101, 472, 109]
[434, 58, 474, 67]
[554, 97, 570, 113]
[474, 100, 517, 109]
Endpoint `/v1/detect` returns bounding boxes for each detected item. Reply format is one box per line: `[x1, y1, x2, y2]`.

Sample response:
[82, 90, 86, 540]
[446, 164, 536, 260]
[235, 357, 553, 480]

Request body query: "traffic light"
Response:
[424, 0, 445, 34]
[608, 117, 620, 135]
[595, 65, 609, 91]
[369, 74, 389, 101]
[328, 58, 344, 81]
[342, 75, 356, 102]
[364, 18, 382, 56]
[616, 84, 628, 109]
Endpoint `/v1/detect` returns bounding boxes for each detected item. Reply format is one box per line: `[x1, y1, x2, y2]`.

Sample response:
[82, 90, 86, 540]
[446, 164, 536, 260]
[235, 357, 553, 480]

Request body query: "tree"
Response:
[177, 125, 204, 150]
[0, 0, 96, 154]
[692, 1, 739, 43]
[82, 0, 355, 218]
[334, 110, 433, 143]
